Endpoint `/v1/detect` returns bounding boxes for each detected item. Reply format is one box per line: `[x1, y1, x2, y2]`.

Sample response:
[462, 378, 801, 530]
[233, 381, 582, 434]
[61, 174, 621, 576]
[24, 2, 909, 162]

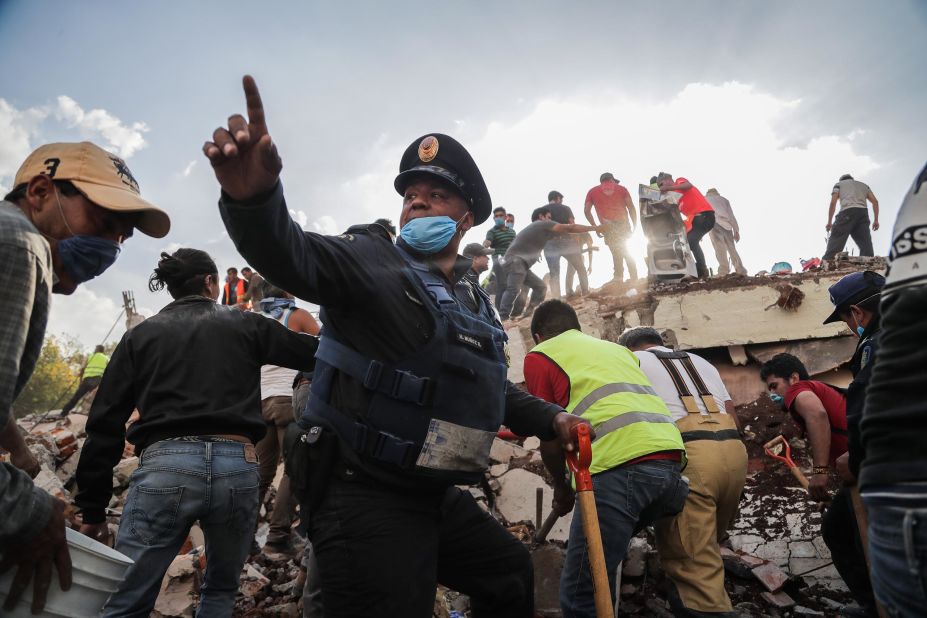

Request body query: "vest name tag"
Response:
[456, 332, 484, 351]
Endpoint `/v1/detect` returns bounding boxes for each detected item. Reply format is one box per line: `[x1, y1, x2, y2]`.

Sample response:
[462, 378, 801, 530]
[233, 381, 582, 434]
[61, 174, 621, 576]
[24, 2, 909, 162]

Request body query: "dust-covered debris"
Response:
[1, 391, 861, 617]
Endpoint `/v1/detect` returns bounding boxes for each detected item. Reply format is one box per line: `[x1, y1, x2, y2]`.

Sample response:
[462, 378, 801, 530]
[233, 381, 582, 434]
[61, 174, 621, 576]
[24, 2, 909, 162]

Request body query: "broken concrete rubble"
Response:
[505, 257, 887, 405]
[3, 405, 862, 617]
[494, 467, 572, 543]
[761, 590, 797, 609]
[153, 553, 201, 618]
[751, 562, 790, 593]
[8, 255, 881, 618]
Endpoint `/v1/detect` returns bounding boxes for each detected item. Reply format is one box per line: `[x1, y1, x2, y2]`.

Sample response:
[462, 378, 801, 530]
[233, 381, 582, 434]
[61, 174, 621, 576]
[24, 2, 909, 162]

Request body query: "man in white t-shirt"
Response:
[619, 327, 747, 617]
[257, 284, 321, 556]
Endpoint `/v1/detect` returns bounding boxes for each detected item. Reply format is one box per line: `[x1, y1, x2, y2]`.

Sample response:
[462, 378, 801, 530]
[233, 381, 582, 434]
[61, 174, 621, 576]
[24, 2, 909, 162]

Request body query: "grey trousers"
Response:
[708, 226, 747, 275]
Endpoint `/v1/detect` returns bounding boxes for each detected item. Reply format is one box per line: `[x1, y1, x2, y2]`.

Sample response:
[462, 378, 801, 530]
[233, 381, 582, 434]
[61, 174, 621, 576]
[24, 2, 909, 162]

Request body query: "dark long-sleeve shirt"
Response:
[75, 295, 318, 522]
[860, 286, 927, 490]
[218, 183, 564, 489]
[847, 327, 879, 479]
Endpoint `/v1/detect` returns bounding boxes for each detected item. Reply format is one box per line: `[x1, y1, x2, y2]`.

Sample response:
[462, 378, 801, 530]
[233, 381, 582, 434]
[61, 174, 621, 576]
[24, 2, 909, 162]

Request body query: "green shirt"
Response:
[484, 225, 516, 257]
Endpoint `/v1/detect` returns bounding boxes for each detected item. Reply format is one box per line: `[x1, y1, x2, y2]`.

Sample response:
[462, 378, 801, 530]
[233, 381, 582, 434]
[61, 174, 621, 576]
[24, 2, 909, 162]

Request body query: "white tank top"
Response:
[260, 308, 299, 400]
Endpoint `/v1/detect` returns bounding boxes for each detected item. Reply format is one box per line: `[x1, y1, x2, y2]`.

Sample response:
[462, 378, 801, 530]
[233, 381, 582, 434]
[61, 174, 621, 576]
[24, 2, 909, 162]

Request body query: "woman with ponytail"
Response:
[73, 248, 318, 617]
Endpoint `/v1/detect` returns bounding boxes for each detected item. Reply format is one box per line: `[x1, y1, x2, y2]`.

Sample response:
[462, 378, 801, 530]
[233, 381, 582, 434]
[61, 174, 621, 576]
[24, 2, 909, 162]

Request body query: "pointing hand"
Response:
[203, 75, 283, 202]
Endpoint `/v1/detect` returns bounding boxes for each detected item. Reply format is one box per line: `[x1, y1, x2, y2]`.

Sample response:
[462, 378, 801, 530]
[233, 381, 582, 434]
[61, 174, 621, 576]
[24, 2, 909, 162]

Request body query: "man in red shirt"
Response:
[760, 353, 847, 501]
[759, 353, 877, 613]
[584, 173, 638, 282]
[660, 175, 716, 279]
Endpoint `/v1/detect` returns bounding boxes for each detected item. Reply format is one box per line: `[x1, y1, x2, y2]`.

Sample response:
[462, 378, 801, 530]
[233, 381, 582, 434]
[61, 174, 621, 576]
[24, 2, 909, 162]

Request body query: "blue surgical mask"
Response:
[769, 392, 783, 405]
[505, 221, 514, 229]
[58, 235, 121, 283]
[50, 189, 120, 284]
[399, 215, 463, 254]
[494, 217, 505, 226]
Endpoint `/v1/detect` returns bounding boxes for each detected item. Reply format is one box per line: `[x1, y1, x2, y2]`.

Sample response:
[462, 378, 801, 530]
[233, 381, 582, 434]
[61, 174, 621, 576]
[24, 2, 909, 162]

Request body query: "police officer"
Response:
[204, 76, 590, 617]
[824, 270, 884, 484]
[824, 270, 885, 615]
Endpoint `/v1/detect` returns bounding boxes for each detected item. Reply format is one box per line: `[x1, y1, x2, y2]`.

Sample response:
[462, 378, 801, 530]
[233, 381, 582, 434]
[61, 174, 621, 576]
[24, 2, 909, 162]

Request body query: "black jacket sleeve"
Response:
[218, 183, 385, 309]
[249, 312, 319, 371]
[75, 333, 137, 524]
[848, 337, 878, 479]
[502, 380, 562, 441]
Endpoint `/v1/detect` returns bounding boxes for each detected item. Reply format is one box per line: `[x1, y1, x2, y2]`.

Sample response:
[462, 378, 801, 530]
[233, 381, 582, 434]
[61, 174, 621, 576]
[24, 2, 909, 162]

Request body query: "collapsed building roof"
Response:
[506, 255, 887, 405]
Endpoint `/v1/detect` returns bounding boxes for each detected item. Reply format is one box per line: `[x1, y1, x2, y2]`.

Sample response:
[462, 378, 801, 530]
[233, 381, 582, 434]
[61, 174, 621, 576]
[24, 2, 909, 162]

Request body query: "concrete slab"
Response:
[496, 468, 572, 542]
[752, 562, 789, 592]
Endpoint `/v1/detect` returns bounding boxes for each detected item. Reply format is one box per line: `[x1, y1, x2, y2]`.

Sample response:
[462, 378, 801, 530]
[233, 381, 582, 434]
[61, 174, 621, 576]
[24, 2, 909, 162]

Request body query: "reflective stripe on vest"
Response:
[82, 352, 109, 379]
[531, 329, 683, 475]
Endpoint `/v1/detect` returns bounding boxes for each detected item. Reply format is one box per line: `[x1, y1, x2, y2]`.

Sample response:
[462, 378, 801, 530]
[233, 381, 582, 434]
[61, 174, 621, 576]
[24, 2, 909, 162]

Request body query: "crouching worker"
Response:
[524, 300, 688, 618]
[759, 353, 875, 611]
[74, 248, 318, 616]
[621, 326, 747, 617]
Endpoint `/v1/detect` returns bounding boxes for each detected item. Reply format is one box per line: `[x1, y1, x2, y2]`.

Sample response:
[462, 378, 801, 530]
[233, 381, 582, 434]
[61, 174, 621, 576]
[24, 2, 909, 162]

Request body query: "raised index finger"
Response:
[242, 75, 267, 129]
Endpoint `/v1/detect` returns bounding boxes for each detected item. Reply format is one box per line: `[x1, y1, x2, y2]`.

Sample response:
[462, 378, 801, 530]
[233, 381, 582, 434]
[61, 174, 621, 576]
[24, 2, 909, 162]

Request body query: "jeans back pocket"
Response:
[129, 485, 185, 546]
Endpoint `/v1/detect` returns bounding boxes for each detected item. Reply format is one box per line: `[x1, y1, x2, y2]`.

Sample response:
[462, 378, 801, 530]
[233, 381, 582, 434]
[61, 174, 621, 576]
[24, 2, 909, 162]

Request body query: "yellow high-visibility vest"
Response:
[531, 329, 684, 474]
[82, 352, 109, 379]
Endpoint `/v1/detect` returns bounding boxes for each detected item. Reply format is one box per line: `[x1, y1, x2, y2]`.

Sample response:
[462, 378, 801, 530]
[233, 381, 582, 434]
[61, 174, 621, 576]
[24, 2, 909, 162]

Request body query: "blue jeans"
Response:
[103, 439, 261, 617]
[561, 460, 687, 618]
[863, 489, 927, 618]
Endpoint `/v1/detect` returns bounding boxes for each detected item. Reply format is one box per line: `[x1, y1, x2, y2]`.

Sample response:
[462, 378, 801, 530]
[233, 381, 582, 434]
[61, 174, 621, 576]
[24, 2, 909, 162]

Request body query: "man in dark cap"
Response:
[585, 172, 639, 282]
[462, 242, 493, 287]
[533, 190, 589, 299]
[824, 270, 885, 614]
[498, 207, 600, 323]
[204, 76, 590, 617]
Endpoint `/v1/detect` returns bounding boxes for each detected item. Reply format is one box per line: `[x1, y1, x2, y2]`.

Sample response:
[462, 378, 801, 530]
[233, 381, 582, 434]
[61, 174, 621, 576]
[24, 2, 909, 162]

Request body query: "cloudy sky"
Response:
[1, 1, 924, 348]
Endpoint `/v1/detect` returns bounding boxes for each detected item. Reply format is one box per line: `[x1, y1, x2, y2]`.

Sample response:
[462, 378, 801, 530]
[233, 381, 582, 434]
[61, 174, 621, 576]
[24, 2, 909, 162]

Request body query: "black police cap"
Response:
[394, 134, 493, 224]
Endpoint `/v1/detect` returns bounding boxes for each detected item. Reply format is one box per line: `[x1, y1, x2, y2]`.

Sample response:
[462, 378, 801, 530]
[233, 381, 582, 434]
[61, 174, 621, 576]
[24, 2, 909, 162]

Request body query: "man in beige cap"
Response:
[0, 141, 168, 613]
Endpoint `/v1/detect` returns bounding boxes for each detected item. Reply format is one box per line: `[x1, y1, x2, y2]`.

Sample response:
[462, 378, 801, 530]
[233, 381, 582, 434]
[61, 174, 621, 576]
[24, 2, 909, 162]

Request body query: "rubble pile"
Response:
[1, 394, 860, 617]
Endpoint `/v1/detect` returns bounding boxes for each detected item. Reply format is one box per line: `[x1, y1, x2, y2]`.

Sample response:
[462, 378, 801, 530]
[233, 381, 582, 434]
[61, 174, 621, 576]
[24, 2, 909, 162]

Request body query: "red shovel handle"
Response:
[565, 423, 593, 491]
[764, 440, 798, 468]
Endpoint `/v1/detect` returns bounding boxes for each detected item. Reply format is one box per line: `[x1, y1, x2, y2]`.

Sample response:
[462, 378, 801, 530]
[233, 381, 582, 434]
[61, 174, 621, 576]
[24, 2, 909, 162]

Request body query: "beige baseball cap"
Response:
[14, 142, 170, 238]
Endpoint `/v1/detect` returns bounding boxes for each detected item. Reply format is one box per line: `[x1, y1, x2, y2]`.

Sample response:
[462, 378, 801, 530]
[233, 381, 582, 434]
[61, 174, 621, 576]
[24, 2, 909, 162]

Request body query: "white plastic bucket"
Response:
[0, 527, 133, 617]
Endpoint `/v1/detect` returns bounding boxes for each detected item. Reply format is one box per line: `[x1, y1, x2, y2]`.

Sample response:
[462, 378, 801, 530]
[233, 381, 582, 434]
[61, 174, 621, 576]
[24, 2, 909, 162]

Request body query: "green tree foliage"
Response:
[13, 335, 88, 418]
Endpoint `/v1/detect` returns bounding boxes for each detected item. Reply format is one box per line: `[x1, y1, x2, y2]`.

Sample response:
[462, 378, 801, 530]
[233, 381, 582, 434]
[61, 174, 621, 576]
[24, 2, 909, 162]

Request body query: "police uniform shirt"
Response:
[219, 183, 563, 488]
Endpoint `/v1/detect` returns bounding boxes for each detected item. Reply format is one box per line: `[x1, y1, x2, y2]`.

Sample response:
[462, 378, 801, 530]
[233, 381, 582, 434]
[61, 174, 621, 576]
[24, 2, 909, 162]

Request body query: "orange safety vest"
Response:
[224, 279, 246, 307]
